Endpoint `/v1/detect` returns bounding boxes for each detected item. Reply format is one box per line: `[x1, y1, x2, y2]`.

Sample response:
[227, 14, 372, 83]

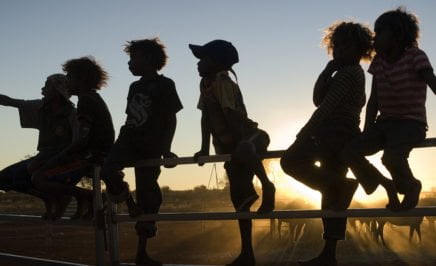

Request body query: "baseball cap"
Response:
[189, 40, 239, 69]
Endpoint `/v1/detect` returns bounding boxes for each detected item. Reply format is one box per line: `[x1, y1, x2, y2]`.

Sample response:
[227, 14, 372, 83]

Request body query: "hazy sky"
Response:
[1, 1, 435, 203]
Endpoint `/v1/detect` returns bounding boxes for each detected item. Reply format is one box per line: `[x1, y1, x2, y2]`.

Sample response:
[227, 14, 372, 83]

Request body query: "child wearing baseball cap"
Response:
[190, 39, 275, 265]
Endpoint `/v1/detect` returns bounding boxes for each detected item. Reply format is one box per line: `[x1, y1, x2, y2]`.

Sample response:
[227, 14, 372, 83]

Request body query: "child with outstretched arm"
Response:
[0, 74, 80, 219]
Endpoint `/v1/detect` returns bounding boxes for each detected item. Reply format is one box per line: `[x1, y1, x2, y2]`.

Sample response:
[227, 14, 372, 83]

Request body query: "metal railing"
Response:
[1, 137, 436, 266]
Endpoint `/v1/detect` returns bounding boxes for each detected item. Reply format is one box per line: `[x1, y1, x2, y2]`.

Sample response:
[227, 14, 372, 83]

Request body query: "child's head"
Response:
[323, 21, 374, 65]
[41, 73, 70, 103]
[62, 56, 108, 95]
[189, 40, 239, 78]
[374, 7, 419, 55]
[124, 37, 167, 76]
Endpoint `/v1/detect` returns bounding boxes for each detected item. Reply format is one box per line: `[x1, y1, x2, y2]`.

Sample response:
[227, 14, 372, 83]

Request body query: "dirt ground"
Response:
[0, 218, 436, 266]
[1, 192, 436, 265]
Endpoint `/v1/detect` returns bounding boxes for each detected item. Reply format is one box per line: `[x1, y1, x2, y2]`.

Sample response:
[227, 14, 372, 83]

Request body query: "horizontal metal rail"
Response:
[0, 252, 88, 266]
[132, 137, 436, 167]
[115, 207, 436, 223]
[0, 214, 92, 226]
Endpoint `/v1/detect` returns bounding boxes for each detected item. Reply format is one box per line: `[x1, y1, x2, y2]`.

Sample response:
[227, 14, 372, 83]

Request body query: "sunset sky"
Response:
[1, 1, 435, 204]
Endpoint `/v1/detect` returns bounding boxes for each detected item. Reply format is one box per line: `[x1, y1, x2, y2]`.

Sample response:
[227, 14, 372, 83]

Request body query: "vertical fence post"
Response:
[93, 164, 106, 266]
[107, 201, 120, 266]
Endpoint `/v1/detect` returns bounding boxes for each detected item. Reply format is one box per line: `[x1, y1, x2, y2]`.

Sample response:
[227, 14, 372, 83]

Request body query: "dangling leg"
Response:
[226, 161, 256, 266]
[134, 166, 162, 265]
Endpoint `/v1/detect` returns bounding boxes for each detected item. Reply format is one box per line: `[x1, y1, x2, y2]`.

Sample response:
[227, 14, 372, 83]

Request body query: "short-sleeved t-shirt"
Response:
[122, 75, 183, 142]
[77, 91, 115, 155]
[368, 47, 433, 124]
[197, 71, 258, 149]
[18, 99, 76, 152]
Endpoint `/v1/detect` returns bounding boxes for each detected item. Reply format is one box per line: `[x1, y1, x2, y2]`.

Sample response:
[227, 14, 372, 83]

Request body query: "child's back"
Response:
[369, 46, 431, 124]
[198, 71, 258, 153]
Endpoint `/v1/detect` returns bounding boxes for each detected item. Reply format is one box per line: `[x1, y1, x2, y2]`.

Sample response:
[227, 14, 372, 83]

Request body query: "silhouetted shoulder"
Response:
[157, 75, 176, 89]
[158, 75, 182, 113]
[336, 65, 365, 84]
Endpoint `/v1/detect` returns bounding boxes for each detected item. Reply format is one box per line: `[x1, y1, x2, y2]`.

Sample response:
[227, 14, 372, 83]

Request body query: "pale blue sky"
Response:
[1, 1, 435, 201]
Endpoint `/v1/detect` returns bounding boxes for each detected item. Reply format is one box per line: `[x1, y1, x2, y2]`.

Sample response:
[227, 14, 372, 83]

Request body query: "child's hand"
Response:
[194, 150, 209, 166]
[0, 94, 12, 106]
[323, 60, 339, 76]
[162, 151, 178, 168]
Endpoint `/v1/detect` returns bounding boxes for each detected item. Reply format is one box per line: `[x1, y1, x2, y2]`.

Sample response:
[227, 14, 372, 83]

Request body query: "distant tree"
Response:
[194, 185, 207, 192]
[161, 186, 171, 193]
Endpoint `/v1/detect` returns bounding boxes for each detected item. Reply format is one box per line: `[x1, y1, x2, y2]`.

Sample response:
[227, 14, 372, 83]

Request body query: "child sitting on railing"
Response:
[190, 39, 275, 266]
[280, 21, 373, 266]
[31, 57, 115, 220]
[343, 7, 436, 211]
[0, 74, 79, 219]
[102, 38, 183, 266]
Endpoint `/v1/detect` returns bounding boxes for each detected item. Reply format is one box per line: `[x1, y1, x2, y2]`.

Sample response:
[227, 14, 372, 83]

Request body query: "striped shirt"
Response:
[369, 47, 433, 124]
[299, 65, 366, 137]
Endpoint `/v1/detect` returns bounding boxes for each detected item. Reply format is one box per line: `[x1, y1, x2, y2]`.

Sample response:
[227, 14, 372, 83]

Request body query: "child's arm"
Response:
[0, 94, 23, 108]
[161, 113, 178, 168]
[194, 112, 211, 166]
[419, 69, 436, 94]
[297, 68, 358, 140]
[36, 121, 91, 172]
[161, 113, 177, 157]
[363, 79, 379, 132]
[313, 60, 338, 106]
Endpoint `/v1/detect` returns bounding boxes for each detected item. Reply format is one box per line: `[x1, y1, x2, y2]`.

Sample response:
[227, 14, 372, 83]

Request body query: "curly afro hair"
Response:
[62, 56, 108, 90]
[323, 21, 374, 62]
[124, 37, 168, 71]
[374, 7, 420, 49]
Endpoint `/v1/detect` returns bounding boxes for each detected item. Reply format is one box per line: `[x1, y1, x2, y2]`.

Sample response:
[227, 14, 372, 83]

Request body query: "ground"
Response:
[1, 191, 436, 265]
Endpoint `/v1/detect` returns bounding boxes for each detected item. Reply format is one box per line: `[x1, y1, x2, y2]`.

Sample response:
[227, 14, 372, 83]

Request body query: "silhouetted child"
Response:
[102, 38, 182, 266]
[32, 57, 115, 219]
[0, 74, 78, 219]
[190, 39, 275, 266]
[343, 7, 436, 211]
[280, 22, 373, 266]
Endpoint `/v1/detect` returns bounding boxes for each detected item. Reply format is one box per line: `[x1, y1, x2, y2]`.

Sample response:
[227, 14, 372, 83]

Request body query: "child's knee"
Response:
[31, 172, 46, 189]
[232, 142, 256, 163]
[135, 221, 157, 238]
[280, 152, 298, 176]
[381, 152, 404, 169]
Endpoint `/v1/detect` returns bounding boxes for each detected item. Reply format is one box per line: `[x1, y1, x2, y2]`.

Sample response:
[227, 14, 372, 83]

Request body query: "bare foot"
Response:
[257, 182, 276, 214]
[226, 254, 255, 266]
[400, 180, 422, 210]
[135, 250, 162, 266]
[299, 255, 338, 266]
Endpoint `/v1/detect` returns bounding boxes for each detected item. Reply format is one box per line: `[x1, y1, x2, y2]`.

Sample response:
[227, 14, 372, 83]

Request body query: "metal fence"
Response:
[1, 137, 436, 266]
